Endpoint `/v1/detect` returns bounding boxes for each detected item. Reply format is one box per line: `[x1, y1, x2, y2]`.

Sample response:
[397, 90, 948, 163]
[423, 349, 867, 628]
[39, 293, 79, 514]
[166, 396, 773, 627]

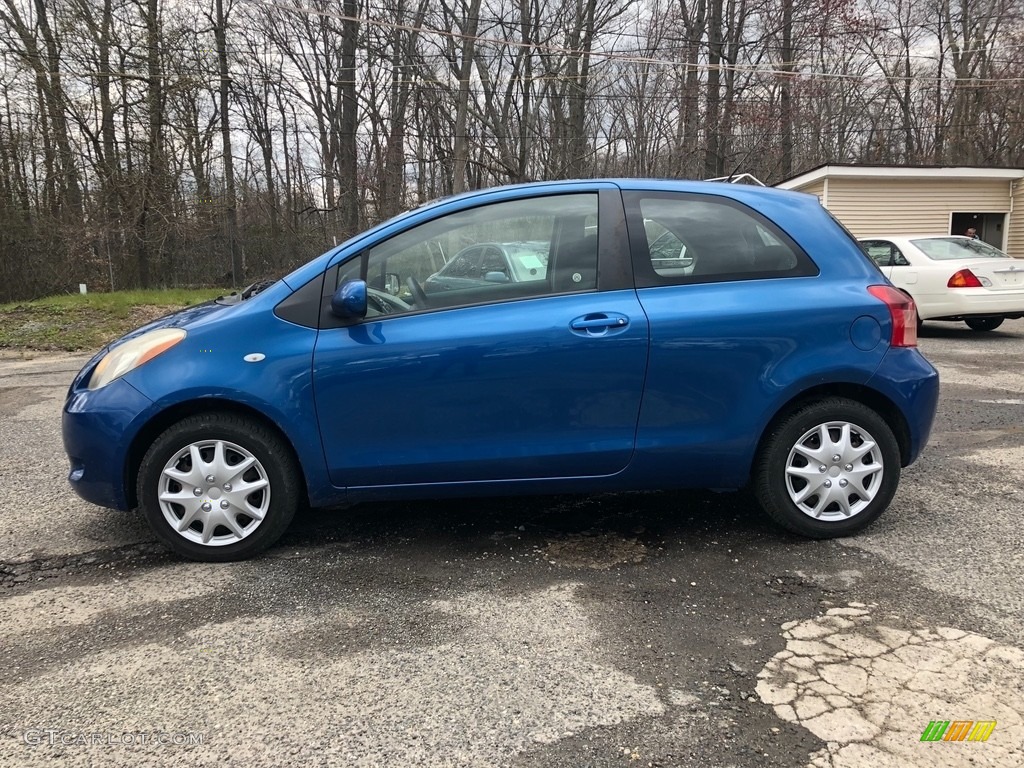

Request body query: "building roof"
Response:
[776, 164, 1024, 190]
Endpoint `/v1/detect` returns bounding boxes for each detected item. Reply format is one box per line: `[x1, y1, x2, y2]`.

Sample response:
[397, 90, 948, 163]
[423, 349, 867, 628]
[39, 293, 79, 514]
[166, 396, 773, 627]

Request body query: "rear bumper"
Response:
[865, 347, 940, 466]
[918, 288, 1024, 320]
[62, 377, 154, 510]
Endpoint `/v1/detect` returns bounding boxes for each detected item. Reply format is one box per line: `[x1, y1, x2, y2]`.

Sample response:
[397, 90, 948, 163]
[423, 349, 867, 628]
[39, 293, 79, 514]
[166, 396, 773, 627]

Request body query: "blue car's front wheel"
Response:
[137, 413, 301, 561]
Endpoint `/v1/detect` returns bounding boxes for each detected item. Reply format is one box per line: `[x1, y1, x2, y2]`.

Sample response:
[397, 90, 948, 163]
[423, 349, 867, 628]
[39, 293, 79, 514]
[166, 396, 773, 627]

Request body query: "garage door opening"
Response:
[950, 212, 1006, 248]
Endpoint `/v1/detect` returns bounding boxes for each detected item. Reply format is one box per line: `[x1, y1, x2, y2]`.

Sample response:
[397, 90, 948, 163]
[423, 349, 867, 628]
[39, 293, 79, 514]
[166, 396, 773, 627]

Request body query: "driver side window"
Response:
[339, 193, 599, 318]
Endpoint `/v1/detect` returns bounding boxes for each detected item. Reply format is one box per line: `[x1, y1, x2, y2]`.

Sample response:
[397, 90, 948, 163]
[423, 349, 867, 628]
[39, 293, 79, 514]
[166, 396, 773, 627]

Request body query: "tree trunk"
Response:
[452, 0, 482, 194]
[704, 0, 724, 178]
[32, 0, 83, 216]
[215, 0, 242, 285]
[567, 0, 597, 178]
[137, 0, 164, 287]
[338, 0, 360, 236]
[779, 0, 794, 177]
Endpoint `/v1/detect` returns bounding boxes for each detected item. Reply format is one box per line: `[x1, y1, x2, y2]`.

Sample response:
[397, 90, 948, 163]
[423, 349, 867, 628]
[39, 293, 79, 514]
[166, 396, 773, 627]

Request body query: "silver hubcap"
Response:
[785, 421, 884, 521]
[158, 439, 271, 546]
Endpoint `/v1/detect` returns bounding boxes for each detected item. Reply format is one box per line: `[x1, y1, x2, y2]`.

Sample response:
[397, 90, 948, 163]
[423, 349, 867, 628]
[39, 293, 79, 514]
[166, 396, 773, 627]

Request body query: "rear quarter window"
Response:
[623, 192, 818, 287]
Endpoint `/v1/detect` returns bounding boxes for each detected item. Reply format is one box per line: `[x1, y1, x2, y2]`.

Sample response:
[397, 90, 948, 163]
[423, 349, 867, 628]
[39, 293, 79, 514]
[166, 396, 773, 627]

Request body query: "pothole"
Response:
[543, 533, 646, 569]
[0, 542, 168, 588]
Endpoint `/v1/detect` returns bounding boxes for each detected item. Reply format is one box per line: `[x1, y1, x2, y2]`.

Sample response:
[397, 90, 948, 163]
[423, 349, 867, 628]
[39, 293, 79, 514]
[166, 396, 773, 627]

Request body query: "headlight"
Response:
[88, 328, 186, 390]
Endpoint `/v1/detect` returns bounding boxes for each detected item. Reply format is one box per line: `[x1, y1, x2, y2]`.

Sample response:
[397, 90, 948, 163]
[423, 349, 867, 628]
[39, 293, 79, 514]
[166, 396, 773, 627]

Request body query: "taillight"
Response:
[948, 269, 983, 288]
[867, 285, 918, 347]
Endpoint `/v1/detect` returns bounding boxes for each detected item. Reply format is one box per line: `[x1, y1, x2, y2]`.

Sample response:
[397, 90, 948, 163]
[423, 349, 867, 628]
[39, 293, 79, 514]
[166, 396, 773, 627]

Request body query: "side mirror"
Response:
[484, 271, 510, 283]
[331, 279, 367, 319]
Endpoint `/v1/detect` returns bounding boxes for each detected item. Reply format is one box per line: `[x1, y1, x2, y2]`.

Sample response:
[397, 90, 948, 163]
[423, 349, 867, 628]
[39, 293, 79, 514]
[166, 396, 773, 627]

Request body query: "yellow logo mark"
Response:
[921, 720, 996, 742]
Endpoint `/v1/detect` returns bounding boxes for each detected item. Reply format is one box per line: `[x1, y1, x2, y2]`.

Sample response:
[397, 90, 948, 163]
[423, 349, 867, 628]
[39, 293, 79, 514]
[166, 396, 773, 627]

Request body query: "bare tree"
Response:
[212, 0, 241, 284]
[2, 0, 1024, 301]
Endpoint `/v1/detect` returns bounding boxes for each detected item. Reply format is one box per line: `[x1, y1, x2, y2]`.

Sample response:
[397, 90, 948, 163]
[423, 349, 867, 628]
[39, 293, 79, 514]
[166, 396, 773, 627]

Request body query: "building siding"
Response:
[822, 179, 1011, 237]
[1008, 180, 1024, 258]
[800, 179, 825, 203]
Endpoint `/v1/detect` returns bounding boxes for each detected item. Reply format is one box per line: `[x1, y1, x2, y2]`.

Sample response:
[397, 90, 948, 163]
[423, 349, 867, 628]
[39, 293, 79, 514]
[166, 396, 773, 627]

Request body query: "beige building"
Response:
[776, 165, 1024, 258]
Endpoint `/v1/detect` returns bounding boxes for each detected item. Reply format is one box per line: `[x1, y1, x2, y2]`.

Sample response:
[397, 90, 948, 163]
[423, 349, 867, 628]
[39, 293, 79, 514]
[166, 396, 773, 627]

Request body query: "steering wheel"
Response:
[406, 276, 429, 308]
[367, 287, 411, 315]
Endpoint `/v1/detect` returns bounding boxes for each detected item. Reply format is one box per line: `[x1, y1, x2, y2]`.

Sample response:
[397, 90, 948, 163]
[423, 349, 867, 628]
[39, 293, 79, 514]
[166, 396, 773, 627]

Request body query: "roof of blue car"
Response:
[282, 178, 818, 290]
[416, 177, 811, 210]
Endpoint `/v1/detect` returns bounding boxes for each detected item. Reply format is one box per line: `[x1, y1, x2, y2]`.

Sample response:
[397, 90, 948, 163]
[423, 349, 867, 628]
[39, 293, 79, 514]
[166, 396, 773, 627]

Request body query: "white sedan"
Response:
[859, 235, 1024, 331]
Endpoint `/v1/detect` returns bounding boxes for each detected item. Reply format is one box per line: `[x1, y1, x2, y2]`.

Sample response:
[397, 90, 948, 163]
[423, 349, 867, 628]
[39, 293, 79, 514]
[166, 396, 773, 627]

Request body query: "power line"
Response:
[6, 56, 1024, 88]
[249, 1, 1024, 84]
[4, 2, 1024, 86]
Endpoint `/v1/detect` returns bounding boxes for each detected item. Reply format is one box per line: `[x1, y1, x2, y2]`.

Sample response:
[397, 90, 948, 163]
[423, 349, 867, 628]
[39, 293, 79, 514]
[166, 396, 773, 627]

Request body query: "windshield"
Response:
[911, 237, 1010, 261]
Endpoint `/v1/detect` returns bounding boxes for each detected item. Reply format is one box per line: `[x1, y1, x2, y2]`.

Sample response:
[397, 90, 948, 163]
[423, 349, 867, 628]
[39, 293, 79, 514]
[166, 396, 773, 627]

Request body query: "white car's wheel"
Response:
[754, 398, 900, 538]
[965, 317, 1003, 332]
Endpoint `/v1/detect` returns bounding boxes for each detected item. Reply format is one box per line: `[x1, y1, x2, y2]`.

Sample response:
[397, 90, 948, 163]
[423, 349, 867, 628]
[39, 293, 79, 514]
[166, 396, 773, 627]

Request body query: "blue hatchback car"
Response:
[63, 180, 939, 561]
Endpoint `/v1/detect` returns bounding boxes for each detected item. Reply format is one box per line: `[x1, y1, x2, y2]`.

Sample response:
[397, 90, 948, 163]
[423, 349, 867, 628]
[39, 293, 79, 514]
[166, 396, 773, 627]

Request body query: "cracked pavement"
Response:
[1, 321, 1024, 766]
[758, 604, 1023, 767]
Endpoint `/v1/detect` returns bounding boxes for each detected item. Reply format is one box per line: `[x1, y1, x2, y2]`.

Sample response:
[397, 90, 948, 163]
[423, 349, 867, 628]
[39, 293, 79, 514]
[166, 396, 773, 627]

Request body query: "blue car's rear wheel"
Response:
[754, 398, 900, 538]
[137, 413, 300, 561]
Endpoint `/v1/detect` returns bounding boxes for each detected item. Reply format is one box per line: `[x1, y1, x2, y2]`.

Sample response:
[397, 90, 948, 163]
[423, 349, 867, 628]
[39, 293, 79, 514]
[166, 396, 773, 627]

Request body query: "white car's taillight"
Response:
[947, 269, 990, 288]
[867, 285, 918, 347]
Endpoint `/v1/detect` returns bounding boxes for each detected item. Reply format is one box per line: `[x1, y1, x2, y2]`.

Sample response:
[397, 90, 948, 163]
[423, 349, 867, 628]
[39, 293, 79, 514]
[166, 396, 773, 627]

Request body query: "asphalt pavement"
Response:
[0, 322, 1022, 767]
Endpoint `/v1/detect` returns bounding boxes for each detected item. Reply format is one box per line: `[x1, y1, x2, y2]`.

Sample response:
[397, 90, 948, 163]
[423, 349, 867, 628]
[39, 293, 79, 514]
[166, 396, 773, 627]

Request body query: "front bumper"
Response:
[62, 376, 154, 510]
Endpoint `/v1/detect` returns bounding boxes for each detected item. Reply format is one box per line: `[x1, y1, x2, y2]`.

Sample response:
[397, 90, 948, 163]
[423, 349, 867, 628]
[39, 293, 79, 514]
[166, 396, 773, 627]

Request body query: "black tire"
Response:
[965, 317, 1003, 332]
[754, 398, 901, 538]
[137, 412, 301, 561]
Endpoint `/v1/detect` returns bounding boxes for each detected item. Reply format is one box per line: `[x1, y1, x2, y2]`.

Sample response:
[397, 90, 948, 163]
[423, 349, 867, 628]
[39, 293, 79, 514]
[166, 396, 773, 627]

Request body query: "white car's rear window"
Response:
[911, 238, 1011, 260]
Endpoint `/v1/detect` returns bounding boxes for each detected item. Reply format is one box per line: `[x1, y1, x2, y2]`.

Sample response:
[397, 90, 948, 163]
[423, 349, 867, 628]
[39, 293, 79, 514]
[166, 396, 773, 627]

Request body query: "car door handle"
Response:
[570, 313, 630, 334]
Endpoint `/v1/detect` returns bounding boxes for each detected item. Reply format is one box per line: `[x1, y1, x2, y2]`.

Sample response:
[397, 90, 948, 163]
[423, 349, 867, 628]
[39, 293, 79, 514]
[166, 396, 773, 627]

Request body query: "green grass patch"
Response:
[0, 289, 223, 352]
